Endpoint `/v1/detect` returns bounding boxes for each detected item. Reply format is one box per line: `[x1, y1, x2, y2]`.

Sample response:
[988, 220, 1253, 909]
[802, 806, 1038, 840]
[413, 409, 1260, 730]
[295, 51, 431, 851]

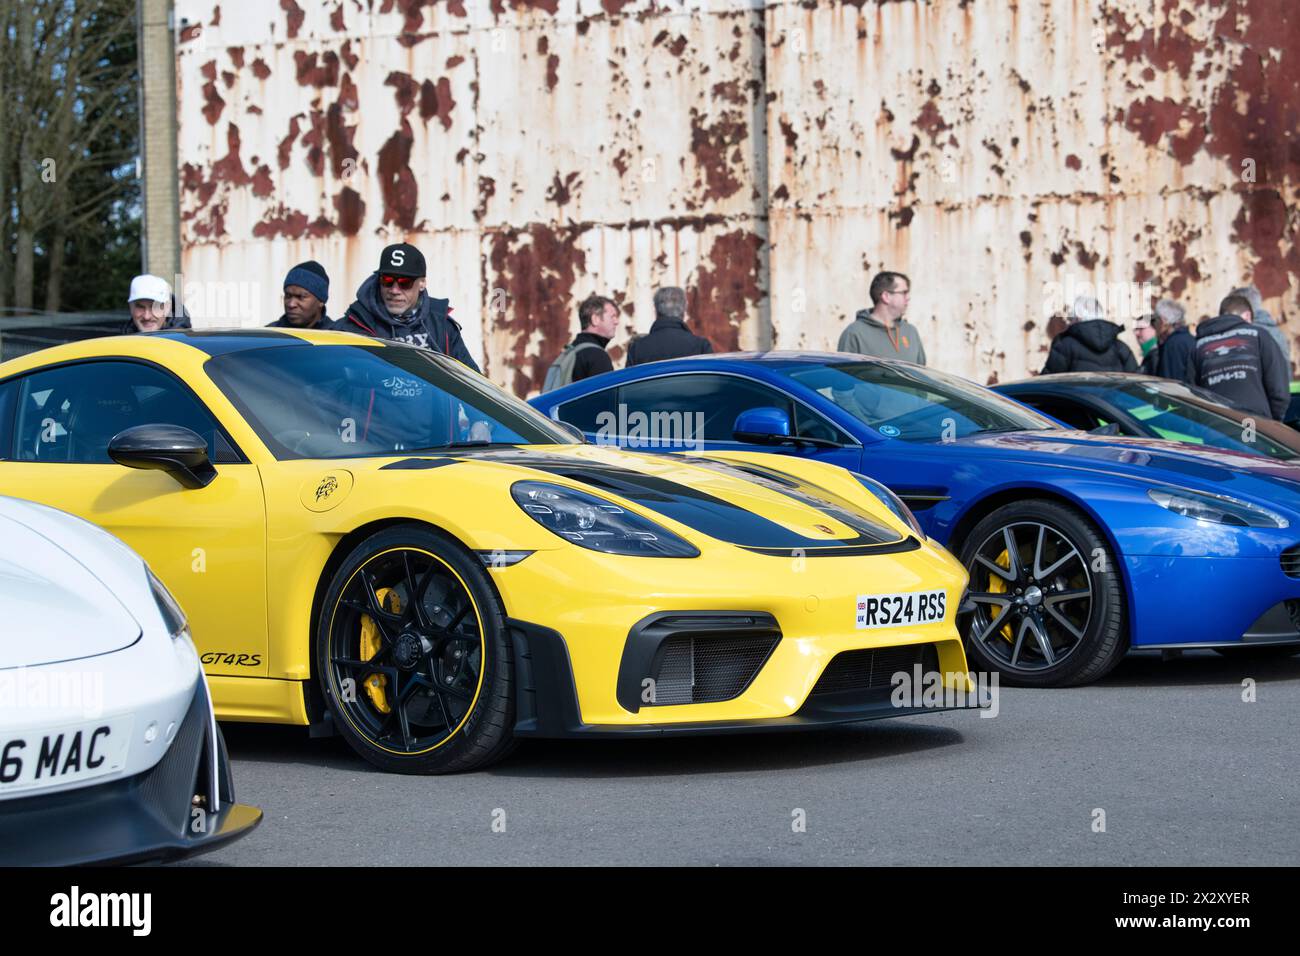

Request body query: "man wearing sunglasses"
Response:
[337, 242, 480, 373]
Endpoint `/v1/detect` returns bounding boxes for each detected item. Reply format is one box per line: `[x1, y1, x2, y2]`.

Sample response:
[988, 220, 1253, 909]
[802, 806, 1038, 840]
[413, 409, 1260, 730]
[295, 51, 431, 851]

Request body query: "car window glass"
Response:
[13, 361, 224, 464]
[1107, 383, 1297, 459]
[205, 344, 567, 459]
[0, 380, 14, 460]
[1021, 396, 1101, 431]
[556, 388, 616, 435]
[615, 375, 795, 444]
[784, 363, 1053, 441]
[793, 404, 852, 444]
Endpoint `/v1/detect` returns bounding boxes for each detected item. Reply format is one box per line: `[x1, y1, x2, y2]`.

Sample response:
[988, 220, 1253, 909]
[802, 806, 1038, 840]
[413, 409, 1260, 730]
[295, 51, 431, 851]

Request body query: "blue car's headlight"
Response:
[1147, 487, 1289, 529]
[852, 473, 925, 536]
[511, 481, 700, 557]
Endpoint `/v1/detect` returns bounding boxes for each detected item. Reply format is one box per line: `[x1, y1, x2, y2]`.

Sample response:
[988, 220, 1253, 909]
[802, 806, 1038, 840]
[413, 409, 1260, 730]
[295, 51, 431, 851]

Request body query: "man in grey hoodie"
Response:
[1230, 284, 1290, 377]
[837, 271, 926, 364]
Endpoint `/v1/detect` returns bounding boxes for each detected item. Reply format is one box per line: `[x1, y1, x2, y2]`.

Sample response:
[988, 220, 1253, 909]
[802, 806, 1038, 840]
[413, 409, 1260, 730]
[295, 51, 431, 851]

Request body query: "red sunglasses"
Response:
[379, 274, 417, 289]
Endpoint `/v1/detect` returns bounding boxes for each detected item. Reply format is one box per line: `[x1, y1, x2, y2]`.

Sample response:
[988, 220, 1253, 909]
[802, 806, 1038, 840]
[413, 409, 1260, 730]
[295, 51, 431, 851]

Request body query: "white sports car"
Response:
[0, 495, 260, 864]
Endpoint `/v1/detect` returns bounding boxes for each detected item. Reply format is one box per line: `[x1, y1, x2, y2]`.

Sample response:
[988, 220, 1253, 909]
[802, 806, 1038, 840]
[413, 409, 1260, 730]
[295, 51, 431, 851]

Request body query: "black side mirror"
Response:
[108, 424, 217, 489]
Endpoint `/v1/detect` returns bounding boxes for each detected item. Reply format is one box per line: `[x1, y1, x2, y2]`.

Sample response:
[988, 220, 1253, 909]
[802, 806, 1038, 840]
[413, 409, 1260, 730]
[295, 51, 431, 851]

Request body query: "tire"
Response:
[315, 524, 516, 773]
[1212, 645, 1300, 660]
[956, 499, 1127, 687]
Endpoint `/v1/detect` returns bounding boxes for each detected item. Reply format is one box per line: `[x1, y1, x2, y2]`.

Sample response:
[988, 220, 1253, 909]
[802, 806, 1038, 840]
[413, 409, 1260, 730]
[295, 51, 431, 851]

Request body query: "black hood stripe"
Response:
[439, 449, 904, 552]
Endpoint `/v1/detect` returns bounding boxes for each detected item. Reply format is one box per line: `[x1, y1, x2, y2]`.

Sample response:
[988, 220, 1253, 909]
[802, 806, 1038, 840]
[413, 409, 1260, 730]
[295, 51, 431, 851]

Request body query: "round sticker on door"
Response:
[878, 425, 901, 437]
[300, 470, 354, 512]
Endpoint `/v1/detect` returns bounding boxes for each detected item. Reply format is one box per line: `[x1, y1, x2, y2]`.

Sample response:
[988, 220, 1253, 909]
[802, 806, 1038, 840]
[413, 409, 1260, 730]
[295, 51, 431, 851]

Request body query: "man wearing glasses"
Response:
[337, 242, 480, 373]
[836, 271, 927, 366]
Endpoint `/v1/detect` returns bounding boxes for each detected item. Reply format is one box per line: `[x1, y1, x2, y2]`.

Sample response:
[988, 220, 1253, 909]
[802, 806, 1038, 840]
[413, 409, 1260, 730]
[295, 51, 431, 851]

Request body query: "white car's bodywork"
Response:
[0, 495, 258, 864]
[0, 496, 200, 799]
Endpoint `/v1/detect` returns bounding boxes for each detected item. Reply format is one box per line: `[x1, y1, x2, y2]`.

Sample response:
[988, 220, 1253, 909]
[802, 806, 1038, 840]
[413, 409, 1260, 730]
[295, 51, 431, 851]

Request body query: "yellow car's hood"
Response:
[354, 443, 909, 553]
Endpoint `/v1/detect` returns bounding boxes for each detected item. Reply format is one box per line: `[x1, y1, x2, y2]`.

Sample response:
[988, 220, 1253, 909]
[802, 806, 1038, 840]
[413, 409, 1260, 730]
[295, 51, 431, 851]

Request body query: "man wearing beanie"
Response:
[335, 242, 479, 373]
[268, 260, 331, 329]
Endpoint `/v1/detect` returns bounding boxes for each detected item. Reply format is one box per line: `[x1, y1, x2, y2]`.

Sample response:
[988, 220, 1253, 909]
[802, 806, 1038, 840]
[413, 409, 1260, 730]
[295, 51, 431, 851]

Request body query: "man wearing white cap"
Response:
[123, 274, 192, 334]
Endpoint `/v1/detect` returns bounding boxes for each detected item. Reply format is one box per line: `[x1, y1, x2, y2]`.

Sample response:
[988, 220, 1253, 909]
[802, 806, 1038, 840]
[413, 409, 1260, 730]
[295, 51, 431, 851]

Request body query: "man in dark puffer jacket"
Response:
[335, 243, 479, 373]
[1042, 296, 1138, 374]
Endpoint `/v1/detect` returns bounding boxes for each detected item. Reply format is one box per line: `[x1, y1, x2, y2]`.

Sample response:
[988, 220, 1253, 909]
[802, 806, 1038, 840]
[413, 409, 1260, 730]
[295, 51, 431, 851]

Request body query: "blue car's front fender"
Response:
[929, 470, 1299, 647]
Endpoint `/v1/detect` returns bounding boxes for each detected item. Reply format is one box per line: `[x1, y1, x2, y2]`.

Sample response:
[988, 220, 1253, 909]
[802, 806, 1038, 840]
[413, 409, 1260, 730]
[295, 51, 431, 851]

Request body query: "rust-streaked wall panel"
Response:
[176, 0, 1297, 392]
[176, 0, 768, 388]
[766, 0, 1297, 382]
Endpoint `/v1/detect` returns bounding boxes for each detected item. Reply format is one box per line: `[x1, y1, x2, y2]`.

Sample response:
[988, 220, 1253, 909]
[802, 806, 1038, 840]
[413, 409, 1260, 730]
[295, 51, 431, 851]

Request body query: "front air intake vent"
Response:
[1281, 545, 1300, 579]
[650, 633, 781, 706]
[810, 643, 940, 697]
[618, 612, 782, 711]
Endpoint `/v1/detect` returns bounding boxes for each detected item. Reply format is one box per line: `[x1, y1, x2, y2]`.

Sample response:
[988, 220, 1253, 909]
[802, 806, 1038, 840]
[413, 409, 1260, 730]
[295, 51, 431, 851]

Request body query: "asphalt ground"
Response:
[187, 649, 1300, 866]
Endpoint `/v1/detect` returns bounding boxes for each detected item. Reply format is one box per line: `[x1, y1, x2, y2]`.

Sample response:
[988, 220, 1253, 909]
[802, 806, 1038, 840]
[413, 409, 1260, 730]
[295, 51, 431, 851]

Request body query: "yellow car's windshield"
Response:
[206, 342, 570, 459]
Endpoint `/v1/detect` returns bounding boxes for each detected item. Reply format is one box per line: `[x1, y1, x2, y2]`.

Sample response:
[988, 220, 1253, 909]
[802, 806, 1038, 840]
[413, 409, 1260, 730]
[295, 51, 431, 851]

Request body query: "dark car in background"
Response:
[995, 373, 1300, 462]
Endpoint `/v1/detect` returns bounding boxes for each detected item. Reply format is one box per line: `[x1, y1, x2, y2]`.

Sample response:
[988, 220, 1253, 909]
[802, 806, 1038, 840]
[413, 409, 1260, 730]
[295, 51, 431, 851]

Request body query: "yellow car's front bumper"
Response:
[491, 536, 977, 737]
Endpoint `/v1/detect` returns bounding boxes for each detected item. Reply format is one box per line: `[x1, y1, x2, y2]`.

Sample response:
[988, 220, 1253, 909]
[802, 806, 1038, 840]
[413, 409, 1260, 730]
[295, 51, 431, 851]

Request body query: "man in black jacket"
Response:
[1151, 298, 1195, 381]
[569, 295, 618, 381]
[626, 287, 712, 366]
[1041, 296, 1137, 374]
[335, 243, 479, 373]
[1187, 294, 1289, 420]
[268, 260, 331, 329]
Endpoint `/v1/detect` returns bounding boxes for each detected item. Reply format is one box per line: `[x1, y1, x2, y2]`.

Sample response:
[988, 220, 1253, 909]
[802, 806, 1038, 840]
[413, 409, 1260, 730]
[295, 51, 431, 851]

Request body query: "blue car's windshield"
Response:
[783, 361, 1056, 441]
[206, 343, 570, 459]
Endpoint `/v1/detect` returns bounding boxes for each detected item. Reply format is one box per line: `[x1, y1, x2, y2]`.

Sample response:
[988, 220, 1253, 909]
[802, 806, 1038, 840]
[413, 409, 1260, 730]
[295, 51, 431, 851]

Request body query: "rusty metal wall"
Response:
[175, 0, 1297, 392]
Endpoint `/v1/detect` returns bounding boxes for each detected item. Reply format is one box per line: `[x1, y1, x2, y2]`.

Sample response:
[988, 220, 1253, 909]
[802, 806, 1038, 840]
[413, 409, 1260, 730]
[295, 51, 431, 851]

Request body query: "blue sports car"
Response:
[534, 353, 1300, 686]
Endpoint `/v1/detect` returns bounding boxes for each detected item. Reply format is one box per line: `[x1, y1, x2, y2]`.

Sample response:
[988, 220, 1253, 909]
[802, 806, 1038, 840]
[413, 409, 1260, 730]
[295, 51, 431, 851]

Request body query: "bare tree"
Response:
[2, 0, 137, 312]
[0, 3, 13, 313]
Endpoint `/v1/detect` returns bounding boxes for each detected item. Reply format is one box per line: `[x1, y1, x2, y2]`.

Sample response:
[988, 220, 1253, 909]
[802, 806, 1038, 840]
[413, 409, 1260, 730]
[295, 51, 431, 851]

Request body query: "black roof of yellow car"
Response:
[151, 328, 307, 355]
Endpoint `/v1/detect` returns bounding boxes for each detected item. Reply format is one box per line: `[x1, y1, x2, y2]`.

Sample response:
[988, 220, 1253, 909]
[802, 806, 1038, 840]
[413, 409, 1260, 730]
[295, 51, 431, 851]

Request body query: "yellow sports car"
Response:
[0, 330, 973, 773]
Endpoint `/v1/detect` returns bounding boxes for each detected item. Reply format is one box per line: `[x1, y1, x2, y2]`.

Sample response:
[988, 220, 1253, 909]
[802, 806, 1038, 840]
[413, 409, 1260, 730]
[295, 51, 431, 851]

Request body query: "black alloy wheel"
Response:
[958, 500, 1127, 687]
[317, 525, 515, 773]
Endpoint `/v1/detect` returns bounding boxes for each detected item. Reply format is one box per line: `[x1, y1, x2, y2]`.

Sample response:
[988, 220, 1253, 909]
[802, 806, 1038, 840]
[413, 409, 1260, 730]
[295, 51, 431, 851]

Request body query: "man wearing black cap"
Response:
[335, 242, 479, 372]
[268, 260, 331, 329]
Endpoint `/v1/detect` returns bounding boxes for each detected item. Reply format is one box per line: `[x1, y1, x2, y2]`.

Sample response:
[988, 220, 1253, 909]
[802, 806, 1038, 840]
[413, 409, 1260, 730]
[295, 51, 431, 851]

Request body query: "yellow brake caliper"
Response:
[987, 550, 1014, 641]
[359, 588, 402, 713]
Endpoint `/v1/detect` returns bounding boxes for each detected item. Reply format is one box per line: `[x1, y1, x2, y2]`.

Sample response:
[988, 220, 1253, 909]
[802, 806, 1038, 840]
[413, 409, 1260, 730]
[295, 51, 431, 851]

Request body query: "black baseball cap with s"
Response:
[376, 242, 426, 278]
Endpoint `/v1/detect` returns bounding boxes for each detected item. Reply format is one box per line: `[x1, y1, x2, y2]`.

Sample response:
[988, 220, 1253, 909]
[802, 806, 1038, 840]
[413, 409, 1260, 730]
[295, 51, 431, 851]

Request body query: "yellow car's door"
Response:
[0, 357, 269, 677]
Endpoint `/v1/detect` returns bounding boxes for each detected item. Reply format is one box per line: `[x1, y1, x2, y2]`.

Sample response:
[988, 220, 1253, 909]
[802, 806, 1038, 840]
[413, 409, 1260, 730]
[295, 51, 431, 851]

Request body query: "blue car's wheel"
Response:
[957, 500, 1127, 687]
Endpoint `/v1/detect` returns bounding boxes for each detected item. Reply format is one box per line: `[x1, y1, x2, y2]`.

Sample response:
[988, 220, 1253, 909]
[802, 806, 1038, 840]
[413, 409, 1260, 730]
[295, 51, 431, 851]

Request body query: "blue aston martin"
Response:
[533, 353, 1300, 686]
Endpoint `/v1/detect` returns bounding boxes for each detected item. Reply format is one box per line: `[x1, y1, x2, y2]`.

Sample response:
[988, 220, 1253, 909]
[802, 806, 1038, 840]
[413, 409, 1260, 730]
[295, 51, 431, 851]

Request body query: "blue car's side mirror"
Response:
[734, 407, 792, 445]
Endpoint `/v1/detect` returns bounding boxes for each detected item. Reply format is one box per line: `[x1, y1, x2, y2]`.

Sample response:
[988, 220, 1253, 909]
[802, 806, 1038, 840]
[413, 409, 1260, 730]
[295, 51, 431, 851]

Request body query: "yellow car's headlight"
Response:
[511, 480, 699, 557]
[851, 473, 925, 536]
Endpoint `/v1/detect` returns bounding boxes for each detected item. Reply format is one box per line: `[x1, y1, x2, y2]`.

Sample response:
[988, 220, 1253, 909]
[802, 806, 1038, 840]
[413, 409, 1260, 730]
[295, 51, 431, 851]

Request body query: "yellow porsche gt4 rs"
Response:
[0, 330, 974, 773]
